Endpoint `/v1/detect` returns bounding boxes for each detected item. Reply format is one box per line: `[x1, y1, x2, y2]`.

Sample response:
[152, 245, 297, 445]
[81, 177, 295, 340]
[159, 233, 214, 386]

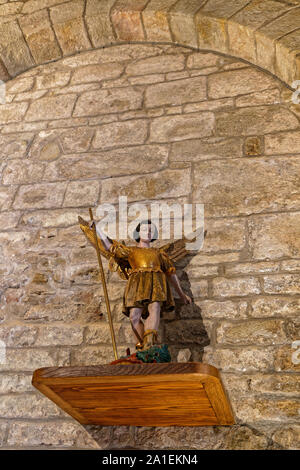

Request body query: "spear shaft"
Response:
[89, 208, 118, 361]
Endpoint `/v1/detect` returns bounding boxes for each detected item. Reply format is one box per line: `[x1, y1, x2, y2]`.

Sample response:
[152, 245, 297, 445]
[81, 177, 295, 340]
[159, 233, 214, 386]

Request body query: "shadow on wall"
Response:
[166, 255, 210, 363]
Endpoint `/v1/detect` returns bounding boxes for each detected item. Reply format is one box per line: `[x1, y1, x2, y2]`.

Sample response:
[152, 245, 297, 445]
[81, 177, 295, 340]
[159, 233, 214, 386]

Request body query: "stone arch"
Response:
[0, 0, 299, 87]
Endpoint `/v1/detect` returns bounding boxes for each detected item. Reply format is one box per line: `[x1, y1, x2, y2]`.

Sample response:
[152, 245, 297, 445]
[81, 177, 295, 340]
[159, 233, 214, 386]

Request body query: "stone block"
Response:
[0, 102, 28, 124]
[194, 299, 248, 319]
[71, 63, 124, 84]
[63, 180, 100, 207]
[111, 0, 148, 41]
[0, 21, 34, 75]
[212, 276, 261, 297]
[236, 89, 280, 108]
[145, 75, 206, 107]
[227, 21, 256, 63]
[2, 160, 45, 184]
[36, 71, 70, 89]
[13, 182, 67, 209]
[25, 95, 77, 121]
[193, 157, 300, 216]
[126, 54, 184, 76]
[263, 274, 300, 295]
[168, 0, 201, 48]
[150, 112, 214, 143]
[274, 345, 300, 372]
[0, 394, 60, 419]
[265, 130, 300, 155]
[250, 296, 300, 318]
[43, 144, 168, 180]
[170, 136, 243, 162]
[216, 319, 289, 346]
[0, 133, 34, 161]
[216, 106, 299, 136]
[50, 0, 91, 54]
[233, 396, 300, 423]
[0, 186, 17, 211]
[202, 345, 276, 372]
[248, 213, 300, 260]
[7, 421, 88, 447]
[208, 68, 275, 99]
[6, 77, 34, 94]
[36, 326, 84, 346]
[85, 0, 116, 47]
[100, 167, 191, 203]
[195, 15, 228, 54]
[272, 425, 300, 449]
[74, 87, 143, 116]
[92, 119, 148, 149]
[19, 9, 61, 63]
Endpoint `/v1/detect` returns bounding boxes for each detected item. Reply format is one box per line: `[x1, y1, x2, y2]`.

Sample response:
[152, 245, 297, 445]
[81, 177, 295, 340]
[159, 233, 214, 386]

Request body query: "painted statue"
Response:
[78, 214, 202, 365]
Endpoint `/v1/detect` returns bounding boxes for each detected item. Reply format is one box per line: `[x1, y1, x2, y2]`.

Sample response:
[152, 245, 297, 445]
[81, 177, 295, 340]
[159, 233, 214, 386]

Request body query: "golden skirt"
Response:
[122, 271, 175, 319]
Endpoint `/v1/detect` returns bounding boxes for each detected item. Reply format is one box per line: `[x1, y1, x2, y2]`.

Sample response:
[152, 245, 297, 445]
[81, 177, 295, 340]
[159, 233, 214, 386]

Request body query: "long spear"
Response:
[89, 208, 118, 361]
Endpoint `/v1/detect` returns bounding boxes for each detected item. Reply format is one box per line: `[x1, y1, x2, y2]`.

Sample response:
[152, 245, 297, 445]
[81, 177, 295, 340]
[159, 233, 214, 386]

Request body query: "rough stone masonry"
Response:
[0, 20, 299, 450]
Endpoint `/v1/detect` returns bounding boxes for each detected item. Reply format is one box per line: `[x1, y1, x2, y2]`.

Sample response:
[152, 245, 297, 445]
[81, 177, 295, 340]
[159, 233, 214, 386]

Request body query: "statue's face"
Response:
[139, 222, 154, 242]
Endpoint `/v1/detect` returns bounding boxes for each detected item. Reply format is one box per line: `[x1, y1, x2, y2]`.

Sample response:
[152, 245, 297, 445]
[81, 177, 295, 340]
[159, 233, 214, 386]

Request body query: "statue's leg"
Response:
[141, 301, 161, 350]
[145, 301, 160, 331]
[129, 307, 144, 345]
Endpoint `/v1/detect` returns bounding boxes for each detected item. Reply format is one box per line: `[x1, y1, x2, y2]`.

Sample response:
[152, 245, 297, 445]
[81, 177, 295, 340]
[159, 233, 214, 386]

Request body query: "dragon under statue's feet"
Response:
[109, 344, 171, 365]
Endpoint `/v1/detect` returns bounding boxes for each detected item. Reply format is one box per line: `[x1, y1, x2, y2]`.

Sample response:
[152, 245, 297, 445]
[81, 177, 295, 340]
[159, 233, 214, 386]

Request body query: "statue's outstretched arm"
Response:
[89, 221, 112, 251]
[167, 273, 192, 305]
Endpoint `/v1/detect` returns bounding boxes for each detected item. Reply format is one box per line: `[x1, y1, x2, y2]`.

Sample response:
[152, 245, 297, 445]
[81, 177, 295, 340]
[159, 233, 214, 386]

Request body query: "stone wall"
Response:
[0, 42, 299, 449]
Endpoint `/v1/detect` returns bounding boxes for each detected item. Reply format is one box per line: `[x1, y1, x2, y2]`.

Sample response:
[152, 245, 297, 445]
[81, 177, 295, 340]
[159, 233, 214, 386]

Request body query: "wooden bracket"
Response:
[32, 362, 235, 427]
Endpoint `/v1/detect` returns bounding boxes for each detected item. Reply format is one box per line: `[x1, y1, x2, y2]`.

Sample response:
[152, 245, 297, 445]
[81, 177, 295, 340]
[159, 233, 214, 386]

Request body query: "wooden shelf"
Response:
[32, 362, 235, 427]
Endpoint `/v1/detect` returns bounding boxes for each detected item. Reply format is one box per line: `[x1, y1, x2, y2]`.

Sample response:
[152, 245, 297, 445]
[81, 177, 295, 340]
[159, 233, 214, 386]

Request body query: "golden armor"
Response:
[109, 241, 176, 319]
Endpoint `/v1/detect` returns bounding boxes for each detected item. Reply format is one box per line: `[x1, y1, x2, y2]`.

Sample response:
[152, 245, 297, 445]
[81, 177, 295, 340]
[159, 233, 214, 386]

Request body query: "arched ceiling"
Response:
[0, 0, 299, 87]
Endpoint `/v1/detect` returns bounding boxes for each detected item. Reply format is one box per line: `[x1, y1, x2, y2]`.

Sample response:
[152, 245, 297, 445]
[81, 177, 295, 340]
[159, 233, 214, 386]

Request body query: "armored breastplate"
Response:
[128, 247, 162, 272]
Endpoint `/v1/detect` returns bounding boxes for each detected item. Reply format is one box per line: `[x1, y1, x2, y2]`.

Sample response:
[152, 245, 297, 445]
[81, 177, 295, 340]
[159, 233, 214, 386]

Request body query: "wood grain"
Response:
[32, 362, 235, 426]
